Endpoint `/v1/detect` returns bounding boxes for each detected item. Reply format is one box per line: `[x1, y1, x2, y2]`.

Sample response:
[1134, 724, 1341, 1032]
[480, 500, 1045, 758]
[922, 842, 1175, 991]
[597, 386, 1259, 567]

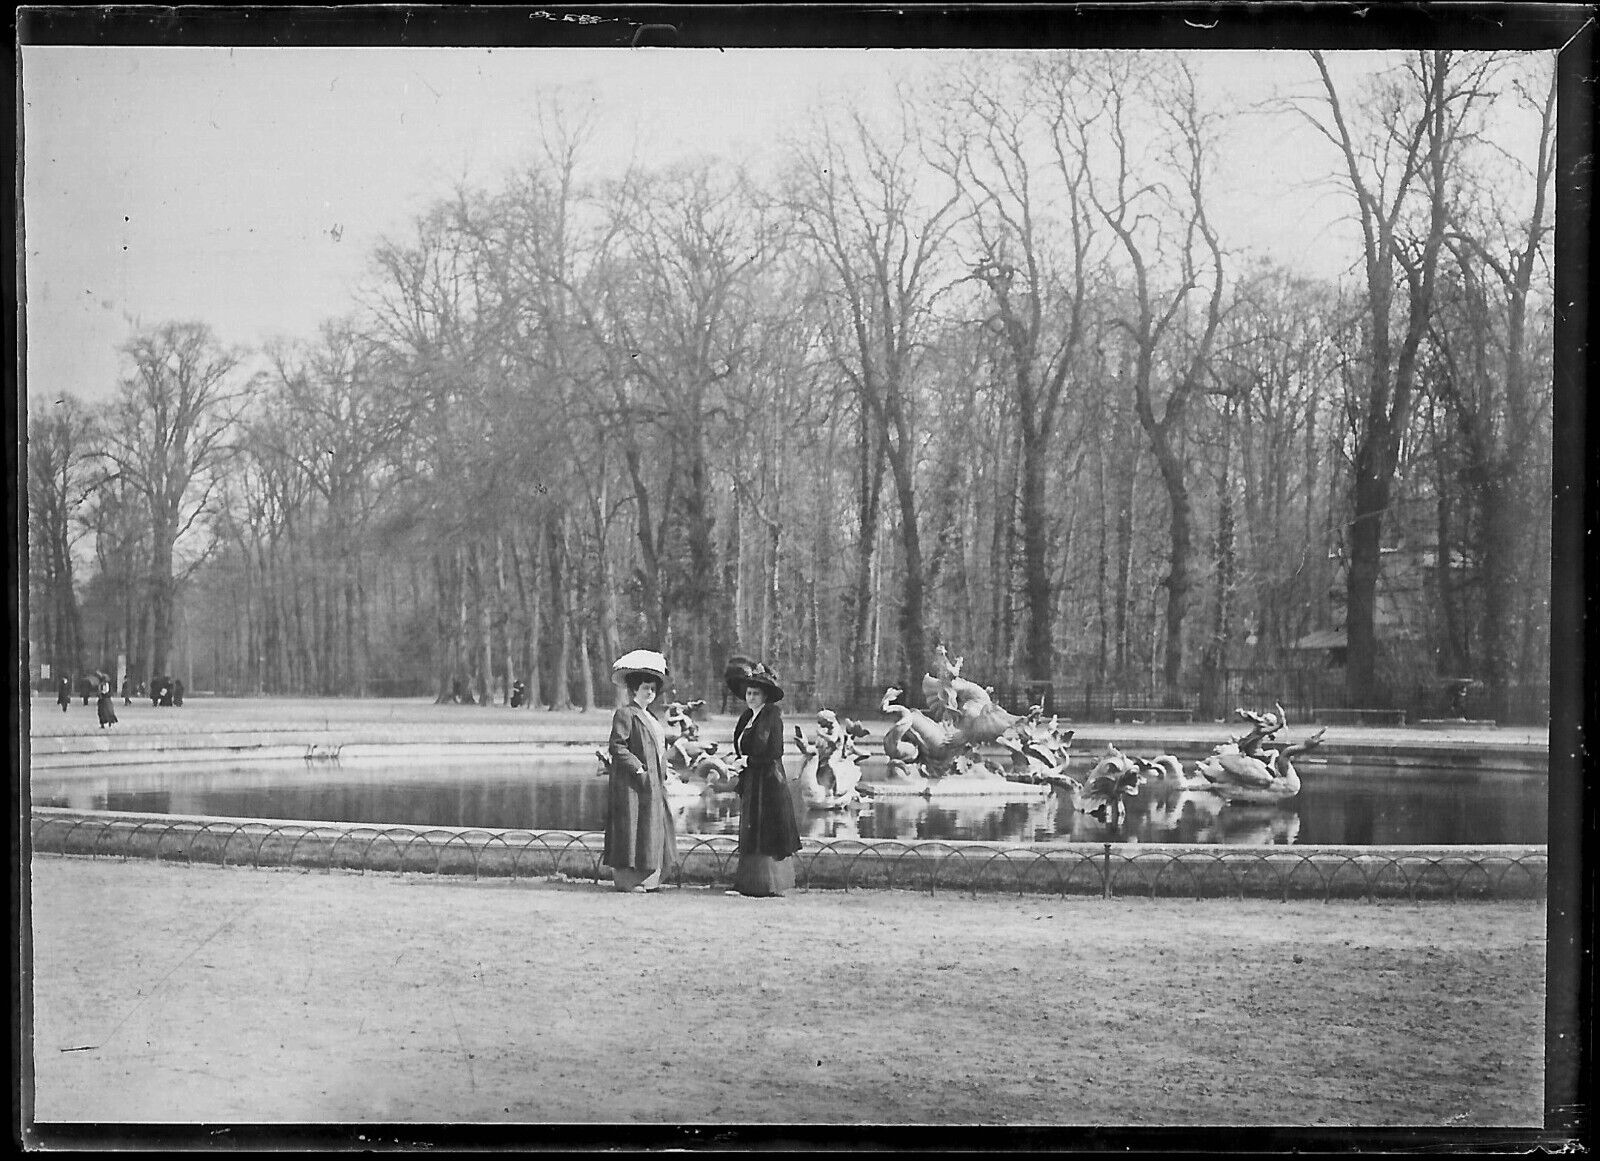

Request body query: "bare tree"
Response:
[602, 162, 773, 694]
[1074, 55, 1227, 702]
[931, 58, 1103, 682]
[27, 394, 98, 680]
[1428, 54, 1557, 719]
[1303, 49, 1502, 704]
[788, 95, 965, 684]
[100, 322, 247, 683]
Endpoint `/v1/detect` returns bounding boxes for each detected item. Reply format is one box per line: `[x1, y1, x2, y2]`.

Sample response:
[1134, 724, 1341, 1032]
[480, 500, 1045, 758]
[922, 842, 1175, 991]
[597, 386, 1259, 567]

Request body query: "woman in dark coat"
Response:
[728, 661, 803, 897]
[604, 651, 677, 893]
[95, 675, 118, 728]
[56, 675, 71, 713]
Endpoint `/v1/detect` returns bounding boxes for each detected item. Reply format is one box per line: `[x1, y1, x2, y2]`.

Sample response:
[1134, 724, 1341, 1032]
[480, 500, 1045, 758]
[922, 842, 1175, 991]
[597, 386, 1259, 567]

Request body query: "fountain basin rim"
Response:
[26, 806, 1549, 858]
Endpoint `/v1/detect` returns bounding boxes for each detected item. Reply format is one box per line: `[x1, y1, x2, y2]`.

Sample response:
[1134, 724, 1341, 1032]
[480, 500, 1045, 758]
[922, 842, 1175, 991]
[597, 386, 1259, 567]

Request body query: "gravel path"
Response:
[27, 857, 1545, 1128]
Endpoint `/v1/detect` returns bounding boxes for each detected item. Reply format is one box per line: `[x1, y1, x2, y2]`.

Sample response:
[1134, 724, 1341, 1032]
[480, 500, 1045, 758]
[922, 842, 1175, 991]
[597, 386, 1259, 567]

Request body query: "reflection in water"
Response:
[29, 754, 1547, 846]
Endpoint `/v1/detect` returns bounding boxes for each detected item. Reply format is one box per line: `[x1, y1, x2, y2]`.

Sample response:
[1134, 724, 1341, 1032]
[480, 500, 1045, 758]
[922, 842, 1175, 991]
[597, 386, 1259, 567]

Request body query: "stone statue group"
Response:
[623, 643, 1327, 832]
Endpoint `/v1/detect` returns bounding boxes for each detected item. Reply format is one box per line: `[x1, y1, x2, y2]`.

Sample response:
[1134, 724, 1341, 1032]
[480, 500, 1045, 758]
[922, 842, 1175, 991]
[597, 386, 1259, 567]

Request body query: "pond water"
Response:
[31, 750, 1548, 846]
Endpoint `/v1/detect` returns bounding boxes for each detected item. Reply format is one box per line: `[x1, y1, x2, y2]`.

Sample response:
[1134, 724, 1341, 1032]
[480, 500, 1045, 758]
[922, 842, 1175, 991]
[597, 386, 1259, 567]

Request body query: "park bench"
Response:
[1314, 708, 1408, 727]
[1111, 706, 1195, 724]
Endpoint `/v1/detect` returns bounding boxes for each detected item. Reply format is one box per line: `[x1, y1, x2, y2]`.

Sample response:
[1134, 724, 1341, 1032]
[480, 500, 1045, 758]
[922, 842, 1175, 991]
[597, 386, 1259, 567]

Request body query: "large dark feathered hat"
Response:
[725, 658, 784, 703]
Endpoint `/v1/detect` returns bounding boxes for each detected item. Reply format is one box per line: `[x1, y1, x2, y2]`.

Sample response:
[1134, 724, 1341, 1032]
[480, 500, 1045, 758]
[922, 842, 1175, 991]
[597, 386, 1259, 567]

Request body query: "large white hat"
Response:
[611, 649, 669, 683]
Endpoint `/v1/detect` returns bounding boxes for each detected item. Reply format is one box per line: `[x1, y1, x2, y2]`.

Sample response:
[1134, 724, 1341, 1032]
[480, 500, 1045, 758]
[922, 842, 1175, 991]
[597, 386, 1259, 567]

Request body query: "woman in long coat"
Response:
[95, 675, 118, 728]
[728, 662, 803, 897]
[604, 653, 676, 893]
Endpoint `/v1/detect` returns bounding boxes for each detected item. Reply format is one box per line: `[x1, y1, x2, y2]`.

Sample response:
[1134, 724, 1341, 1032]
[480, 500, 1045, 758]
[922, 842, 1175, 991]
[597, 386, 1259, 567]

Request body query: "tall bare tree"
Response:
[27, 394, 98, 680]
[100, 322, 246, 683]
[932, 58, 1102, 682]
[1429, 54, 1557, 719]
[788, 97, 965, 683]
[1304, 49, 1502, 704]
[1075, 55, 1227, 701]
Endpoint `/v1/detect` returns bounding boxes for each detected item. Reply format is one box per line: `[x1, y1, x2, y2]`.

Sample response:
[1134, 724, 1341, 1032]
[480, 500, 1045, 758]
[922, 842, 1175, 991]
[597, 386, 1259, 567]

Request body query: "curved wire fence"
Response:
[29, 808, 1546, 902]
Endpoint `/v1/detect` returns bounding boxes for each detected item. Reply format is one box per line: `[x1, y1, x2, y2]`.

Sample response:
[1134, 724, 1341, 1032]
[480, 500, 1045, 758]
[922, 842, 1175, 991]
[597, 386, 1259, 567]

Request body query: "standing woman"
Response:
[728, 661, 803, 897]
[56, 674, 71, 713]
[95, 674, 118, 729]
[604, 649, 677, 894]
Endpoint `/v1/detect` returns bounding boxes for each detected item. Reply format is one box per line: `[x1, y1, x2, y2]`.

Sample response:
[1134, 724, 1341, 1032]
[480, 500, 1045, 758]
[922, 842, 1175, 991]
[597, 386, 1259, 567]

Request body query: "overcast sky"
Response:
[16, 47, 1538, 406]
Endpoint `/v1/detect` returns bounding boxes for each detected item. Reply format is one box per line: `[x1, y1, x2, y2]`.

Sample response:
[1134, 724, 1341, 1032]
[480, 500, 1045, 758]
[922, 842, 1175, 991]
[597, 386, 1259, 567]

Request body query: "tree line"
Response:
[28, 51, 1557, 722]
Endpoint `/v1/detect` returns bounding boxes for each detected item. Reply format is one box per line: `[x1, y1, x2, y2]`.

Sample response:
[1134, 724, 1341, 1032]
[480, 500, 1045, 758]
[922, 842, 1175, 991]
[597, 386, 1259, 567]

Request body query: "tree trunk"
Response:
[1095, 439, 1111, 682]
[578, 625, 597, 712]
[471, 541, 494, 705]
[1112, 423, 1139, 683]
[148, 534, 176, 680]
[887, 440, 927, 683]
[1159, 475, 1195, 705]
[847, 423, 886, 692]
[546, 513, 574, 711]
[513, 530, 544, 710]
[1345, 464, 1389, 704]
[432, 551, 455, 703]
[1019, 427, 1053, 680]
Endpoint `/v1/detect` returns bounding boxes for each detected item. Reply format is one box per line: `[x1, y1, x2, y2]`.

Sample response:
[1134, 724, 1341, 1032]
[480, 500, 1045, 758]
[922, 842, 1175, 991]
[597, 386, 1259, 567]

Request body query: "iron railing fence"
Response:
[29, 810, 1547, 903]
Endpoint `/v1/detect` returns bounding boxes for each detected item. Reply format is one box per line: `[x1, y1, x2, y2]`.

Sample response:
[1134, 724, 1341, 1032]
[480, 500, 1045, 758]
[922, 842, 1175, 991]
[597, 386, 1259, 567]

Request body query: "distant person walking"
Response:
[603, 649, 676, 894]
[172, 679, 185, 707]
[726, 660, 803, 898]
[121, 676, 133, 706]
[95, 676, 118, 728]
[56, 675, 71, 713]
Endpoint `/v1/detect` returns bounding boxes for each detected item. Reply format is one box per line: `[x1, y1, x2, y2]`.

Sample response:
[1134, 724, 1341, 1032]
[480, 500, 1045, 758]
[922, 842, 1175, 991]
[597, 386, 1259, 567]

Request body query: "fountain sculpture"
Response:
[993, 705, 1076, 785]
[663, 700, 734, 787]
[858, 646, 1052, 800]
[792, 710, 871, 810]
[1191, 705, 1327, 804]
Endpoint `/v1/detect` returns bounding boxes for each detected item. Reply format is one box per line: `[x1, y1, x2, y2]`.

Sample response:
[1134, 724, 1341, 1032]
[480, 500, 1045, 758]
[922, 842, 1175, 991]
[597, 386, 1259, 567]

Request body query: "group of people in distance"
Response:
[52, 672, 187, 729]
[604, 651, 803, 898]
[55, 672, 121, 728]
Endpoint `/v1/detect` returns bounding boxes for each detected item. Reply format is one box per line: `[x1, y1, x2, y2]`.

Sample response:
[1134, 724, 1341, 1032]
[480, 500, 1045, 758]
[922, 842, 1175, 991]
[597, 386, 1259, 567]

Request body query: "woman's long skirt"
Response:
[732, 786, 798, 897]
[96, 695, 117, 727]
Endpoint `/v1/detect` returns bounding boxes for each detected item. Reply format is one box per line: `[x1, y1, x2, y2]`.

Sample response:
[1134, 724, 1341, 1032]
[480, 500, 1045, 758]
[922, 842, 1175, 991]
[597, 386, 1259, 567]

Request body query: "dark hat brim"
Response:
[740, 674, 784, 702]
[614, 668, 666, 686]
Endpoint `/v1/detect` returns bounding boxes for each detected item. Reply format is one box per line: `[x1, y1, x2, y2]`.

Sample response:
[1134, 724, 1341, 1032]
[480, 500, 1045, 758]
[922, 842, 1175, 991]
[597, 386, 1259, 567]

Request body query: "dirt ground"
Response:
[25, 855, 1546, 1131]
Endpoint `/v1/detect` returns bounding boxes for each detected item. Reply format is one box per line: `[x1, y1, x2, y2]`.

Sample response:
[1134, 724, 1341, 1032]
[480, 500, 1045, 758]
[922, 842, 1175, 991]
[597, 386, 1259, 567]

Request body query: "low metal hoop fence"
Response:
[29, 809, 1546, 902]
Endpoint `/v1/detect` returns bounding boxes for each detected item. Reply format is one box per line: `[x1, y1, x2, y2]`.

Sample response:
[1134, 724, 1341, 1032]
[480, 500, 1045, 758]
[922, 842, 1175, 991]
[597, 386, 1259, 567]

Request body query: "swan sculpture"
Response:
[792, 710, 872, 810]
[1194, 723, 1327, 804]
[1140, 754, 1212, 792]
[1129, 754, 1222, 833]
